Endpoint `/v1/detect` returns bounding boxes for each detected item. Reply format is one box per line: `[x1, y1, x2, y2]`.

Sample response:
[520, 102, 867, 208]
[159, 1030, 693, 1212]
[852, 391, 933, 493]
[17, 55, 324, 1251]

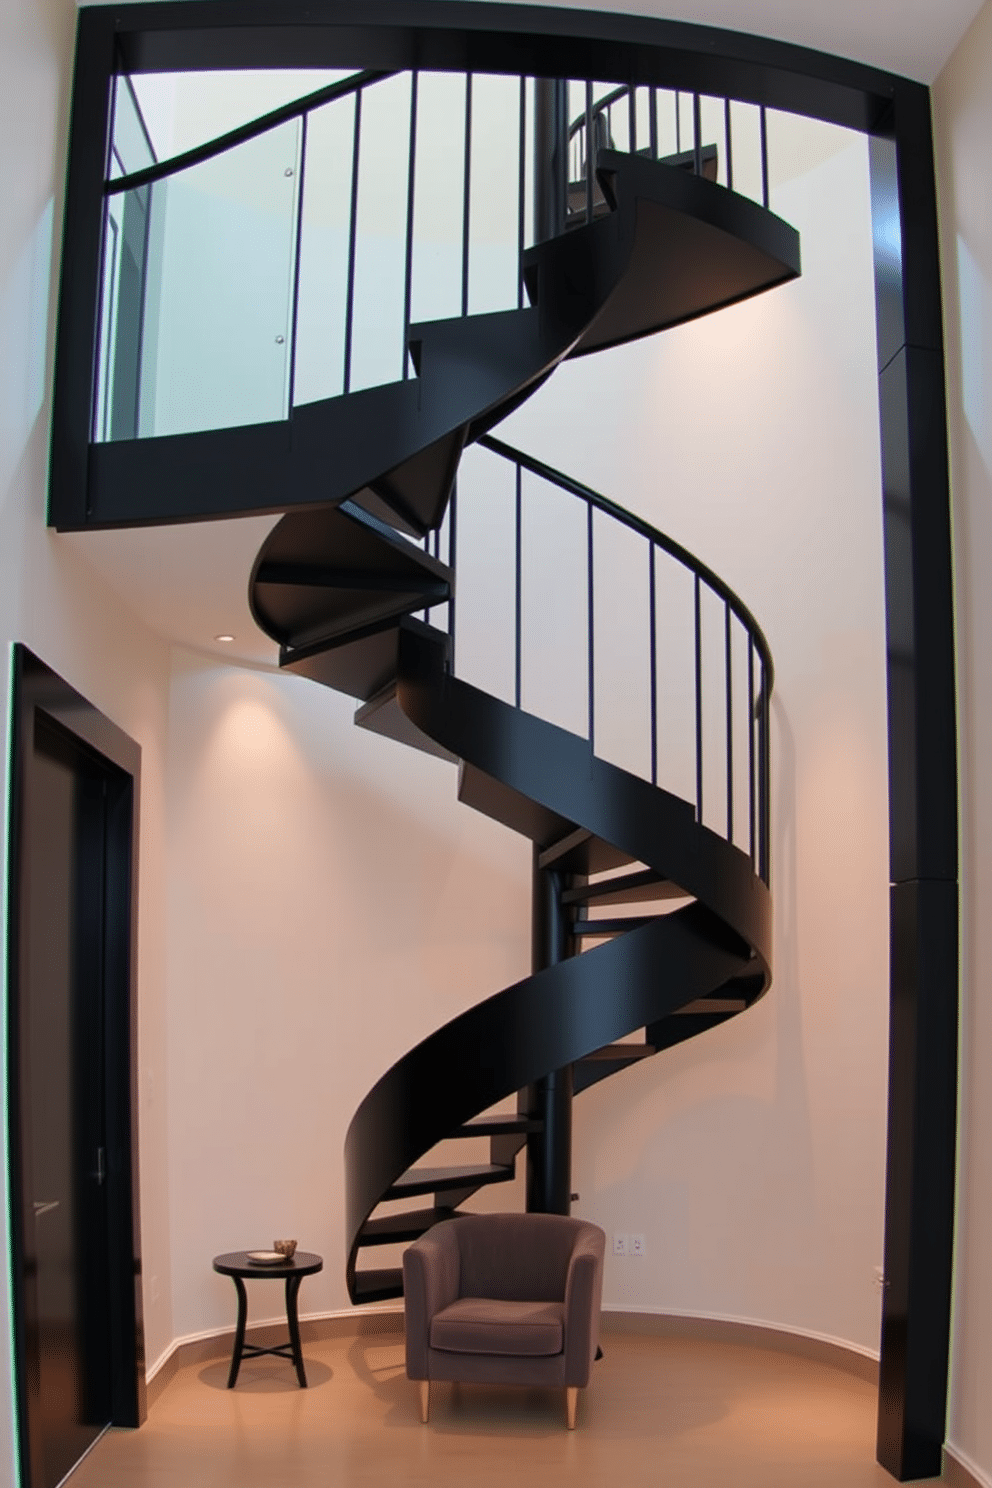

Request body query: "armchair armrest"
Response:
[402, 1220, 462, 1380]
[562, 1224, 605, 1387]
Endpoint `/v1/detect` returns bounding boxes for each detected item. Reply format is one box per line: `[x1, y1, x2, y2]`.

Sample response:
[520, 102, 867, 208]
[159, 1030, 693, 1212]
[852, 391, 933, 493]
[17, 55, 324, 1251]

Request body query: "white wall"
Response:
[159, 113, 892, 1361]
[163, 650, 531, 1335]
[0, 0, 174, 1482]
[934, 6, 992, 1483]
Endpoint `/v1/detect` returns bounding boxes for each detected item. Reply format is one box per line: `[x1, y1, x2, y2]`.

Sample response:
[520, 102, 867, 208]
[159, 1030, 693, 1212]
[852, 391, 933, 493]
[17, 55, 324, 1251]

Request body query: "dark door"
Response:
[17, 716, 115, 1487]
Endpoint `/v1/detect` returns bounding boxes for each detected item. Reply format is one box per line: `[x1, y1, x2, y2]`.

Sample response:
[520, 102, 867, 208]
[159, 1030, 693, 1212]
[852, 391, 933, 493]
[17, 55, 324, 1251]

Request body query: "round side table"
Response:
[213, 1251, 323, 1388]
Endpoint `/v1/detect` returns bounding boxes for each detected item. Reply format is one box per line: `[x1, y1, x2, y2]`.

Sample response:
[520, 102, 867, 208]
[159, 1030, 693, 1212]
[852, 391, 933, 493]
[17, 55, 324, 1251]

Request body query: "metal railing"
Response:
[442, 436, 772, 881]
[96, 69, 777, 443]
[567, 82, 770, 224]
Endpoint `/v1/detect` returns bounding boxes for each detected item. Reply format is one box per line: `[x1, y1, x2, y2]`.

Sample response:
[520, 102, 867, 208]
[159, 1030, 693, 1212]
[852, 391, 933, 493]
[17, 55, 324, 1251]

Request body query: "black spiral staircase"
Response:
[240, 86, 798, 1305]
[87, 70, 799, 1306]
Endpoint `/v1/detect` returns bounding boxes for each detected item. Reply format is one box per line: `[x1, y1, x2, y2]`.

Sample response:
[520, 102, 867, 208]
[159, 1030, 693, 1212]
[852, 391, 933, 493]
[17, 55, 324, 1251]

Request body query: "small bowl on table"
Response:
[274, 1239, 297, 1260]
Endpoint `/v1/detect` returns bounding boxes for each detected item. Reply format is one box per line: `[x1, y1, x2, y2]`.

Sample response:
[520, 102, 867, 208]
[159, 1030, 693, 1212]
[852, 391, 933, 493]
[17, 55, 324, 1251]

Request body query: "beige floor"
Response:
[71, 1328, 939, 1488]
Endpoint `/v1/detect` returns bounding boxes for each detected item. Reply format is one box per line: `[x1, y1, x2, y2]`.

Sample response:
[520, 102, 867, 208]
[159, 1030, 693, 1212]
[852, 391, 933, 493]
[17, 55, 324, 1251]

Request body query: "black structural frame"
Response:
[47, 4, 957, 1480]
[6, 646, 147, 1486]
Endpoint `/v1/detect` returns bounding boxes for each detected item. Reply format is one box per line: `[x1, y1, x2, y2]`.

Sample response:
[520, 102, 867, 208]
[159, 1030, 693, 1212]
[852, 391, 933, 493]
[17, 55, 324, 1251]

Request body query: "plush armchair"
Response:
[402, 1211, 605, 1429]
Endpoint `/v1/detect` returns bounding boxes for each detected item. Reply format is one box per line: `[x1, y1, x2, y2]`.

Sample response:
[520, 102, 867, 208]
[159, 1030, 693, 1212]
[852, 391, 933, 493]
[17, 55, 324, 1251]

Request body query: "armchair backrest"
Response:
[454, 1213, 588, 1301]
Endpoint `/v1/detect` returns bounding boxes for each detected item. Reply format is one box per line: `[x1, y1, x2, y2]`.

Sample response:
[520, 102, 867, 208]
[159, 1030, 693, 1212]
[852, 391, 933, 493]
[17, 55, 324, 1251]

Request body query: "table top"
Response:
[213, 1250, 323, 1278]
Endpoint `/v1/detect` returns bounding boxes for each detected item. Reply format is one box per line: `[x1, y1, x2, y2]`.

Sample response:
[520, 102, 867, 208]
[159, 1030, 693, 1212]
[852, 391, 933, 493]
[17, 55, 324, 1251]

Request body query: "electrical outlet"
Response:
[613, 1233, 629, 1257]
[630, 1233, 647, 1257]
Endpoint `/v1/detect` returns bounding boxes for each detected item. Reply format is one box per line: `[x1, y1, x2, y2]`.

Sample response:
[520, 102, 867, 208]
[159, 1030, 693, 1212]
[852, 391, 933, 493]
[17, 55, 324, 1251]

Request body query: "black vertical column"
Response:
[533, 78, 568, 244]
[523, 846, 573, 1214]
[869, 83, 958, 1483]
[50, 9, 118, 528]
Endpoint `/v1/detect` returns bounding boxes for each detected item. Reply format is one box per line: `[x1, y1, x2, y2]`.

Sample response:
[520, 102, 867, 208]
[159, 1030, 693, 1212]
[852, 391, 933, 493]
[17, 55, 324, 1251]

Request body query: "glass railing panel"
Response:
[95, 118, 301, 442]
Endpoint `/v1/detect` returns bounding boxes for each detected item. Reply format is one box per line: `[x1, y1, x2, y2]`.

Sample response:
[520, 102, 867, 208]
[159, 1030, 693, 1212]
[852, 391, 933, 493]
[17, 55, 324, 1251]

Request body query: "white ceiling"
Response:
[66, 0, 985, 666]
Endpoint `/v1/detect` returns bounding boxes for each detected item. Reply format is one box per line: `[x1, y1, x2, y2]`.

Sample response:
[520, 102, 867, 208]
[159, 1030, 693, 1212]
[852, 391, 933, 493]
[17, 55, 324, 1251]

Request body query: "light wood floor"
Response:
[71, 1327, 940, 1488]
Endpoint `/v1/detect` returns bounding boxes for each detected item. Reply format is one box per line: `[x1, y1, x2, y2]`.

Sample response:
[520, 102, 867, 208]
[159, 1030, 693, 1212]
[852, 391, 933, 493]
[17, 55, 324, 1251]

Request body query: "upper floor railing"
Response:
[95, 67, 781, 447]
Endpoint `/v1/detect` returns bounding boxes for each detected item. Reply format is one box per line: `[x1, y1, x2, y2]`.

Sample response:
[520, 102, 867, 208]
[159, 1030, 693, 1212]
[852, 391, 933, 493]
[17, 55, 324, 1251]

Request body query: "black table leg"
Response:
[228, 1275, 248, 1389]
[285, 1273, 307, 1387]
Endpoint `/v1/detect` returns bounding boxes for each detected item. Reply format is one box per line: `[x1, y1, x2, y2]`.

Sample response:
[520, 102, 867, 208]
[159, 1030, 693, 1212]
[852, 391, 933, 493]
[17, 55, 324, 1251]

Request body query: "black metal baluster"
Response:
[518, 76, 526, 308]
[422, 527, 429, 622]
[402, 71, 418, 380]
[286, 112, 308, 416]
[675, 90, 681, 154]
[724, 96, 733, 190]
[649, 85, 658, 159]
[585, 80, 594, 224]
[448, 482, 457, 671]
[694, 573, 703, 823]
[587, 500, 595, 748]
[725, 603, 733, 843]
[760, 103, 769, 208]
[462, 73, 473, 317]
[515, 462, 522, 709]
[759, 660, 770, 882]
[628, 83, 636, 154]
[649, 543, 657, 787]
[693, 92, 702, 176]
[342, 88, 362, 396]
[748, 633, 756, 864]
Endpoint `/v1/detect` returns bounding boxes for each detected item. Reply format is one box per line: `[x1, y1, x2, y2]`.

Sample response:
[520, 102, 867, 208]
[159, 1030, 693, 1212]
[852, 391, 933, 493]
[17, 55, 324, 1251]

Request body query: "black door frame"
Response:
[47, 5, 957, 1478]
[6, 645, 146, 1487]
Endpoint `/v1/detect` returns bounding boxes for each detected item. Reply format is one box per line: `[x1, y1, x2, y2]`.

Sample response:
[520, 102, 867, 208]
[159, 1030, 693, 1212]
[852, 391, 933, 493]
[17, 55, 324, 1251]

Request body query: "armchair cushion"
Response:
[430, 1297, 564, 1356]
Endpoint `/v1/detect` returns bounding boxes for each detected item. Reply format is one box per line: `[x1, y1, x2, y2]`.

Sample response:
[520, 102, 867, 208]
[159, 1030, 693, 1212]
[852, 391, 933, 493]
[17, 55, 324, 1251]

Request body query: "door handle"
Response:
[32, 1201, 60, 1218]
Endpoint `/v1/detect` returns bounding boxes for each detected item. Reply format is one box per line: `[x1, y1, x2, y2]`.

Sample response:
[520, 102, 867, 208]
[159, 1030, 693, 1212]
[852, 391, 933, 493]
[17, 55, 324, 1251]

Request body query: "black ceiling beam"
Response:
[107, 0, 893, 132]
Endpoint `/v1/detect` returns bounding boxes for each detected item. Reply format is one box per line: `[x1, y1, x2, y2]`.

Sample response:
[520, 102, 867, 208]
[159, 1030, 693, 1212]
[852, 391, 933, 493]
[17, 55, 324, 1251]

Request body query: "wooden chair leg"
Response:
[566, 1386, 578, 1430]
[419, 1379, 430, 1424]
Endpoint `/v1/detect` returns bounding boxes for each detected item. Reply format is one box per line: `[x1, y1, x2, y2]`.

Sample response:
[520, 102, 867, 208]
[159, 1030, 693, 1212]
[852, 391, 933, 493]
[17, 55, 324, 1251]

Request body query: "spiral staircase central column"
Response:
[522, 845, 575, 1214]
[533, 79, 568, 244]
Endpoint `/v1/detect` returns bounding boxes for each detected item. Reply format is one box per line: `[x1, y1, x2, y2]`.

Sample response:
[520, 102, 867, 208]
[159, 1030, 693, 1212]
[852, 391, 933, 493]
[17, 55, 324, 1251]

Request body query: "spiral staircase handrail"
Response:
[105, 68, 396, 195]
[478, 432, 775, 692]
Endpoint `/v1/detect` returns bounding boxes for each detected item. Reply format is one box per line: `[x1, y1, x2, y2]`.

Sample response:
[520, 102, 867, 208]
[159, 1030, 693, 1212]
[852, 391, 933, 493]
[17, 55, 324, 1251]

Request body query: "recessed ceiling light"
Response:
[214, 633, 235, 643]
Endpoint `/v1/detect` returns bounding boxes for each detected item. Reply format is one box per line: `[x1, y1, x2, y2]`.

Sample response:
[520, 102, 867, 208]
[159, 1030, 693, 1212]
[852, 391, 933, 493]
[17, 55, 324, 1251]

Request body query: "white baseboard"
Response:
[944, 1442, 992, 1488]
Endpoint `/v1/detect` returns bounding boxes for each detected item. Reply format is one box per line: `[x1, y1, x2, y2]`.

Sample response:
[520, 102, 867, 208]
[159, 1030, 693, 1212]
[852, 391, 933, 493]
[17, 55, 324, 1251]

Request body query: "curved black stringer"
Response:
[249, 142, 797, 1304]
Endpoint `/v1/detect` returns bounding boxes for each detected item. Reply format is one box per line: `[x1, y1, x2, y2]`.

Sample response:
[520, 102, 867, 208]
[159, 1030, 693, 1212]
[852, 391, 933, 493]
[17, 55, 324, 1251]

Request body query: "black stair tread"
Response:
[579, 1043, 655, 1061]
[284, 614, 447, 704]
[359, 1207, 462, 1245]
[459, 763, 577, 853]
[674, 997, 747, 1015]
[561, 869, 685, 906]
[538, 827, 633, 875]
[569, 149, 800, 360]
[386, 1163, 515, 1199]
[355, 684, 458, 765]
[572, 915, 657, 936]
[351, 1268, 404, 1302]
[251, 499, 451, 649]
[454, 1114, 543, 1137]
